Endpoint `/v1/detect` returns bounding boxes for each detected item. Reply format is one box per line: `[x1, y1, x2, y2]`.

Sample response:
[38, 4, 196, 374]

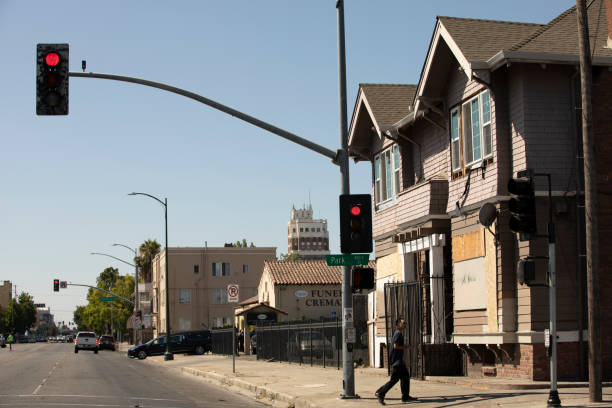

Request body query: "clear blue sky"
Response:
[0, 1, 574, 326]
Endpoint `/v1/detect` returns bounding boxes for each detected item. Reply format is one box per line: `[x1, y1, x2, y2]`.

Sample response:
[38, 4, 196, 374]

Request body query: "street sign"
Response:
[100, 296, 114, 301]
[345, 327, 356, 343]
[325, 254, 369, 267]
[227, 284, 239, 303]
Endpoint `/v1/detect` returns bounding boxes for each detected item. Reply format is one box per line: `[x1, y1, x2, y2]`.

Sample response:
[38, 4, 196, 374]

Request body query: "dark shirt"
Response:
[389, 329, 404, 367]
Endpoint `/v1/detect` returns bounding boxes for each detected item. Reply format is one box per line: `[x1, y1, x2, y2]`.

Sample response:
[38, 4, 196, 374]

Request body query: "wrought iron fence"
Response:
[210, 327, 235, 355]
[256, 318, 343, 368]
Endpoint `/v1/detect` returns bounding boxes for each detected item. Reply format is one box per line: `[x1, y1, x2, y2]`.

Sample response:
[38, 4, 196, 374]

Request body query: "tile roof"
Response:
[438, 16, 543, 62]
[359, 84, 417, 128]
[512, 0, 612, 58]
[264, 260, 376, 285]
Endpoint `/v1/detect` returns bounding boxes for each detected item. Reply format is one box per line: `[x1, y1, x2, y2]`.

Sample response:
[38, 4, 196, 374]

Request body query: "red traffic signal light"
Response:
[340, 194, 373, 254]
[37, 43, 69, 115]
[53, 279, 60, 292]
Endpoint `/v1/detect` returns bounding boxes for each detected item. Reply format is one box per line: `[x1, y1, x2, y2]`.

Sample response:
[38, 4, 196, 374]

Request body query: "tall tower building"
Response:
[287, 204, 329, 260]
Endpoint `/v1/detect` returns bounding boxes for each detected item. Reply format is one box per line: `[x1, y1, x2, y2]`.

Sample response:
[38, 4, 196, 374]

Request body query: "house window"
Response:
[178, 317, 191, 331]
[212, 288, 227, 304]
[452, 90, 492, 171]
[374, 144, 401, 206]
[300, 227, 303, 232]
[178, 289, 191, 304]
[243, 264, 248, 274]
[450, 109, 461, 171]
[193, 264, 199, 274]
[212, 262, 230, 277]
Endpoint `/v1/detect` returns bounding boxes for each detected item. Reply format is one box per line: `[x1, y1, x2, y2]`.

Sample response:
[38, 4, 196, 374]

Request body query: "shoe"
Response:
[375, 392, 385, 405]
[402, 396, 418, 402]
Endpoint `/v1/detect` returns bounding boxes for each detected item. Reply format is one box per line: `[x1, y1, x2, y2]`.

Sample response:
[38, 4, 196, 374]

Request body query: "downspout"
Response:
[570, 69, 585, 380]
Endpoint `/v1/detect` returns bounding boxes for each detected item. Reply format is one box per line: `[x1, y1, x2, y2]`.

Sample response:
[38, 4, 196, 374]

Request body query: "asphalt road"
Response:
[0, 342, 265, 407]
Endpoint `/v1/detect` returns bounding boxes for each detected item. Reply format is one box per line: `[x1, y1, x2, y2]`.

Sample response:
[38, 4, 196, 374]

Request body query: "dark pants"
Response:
[376, 362, 410, 399]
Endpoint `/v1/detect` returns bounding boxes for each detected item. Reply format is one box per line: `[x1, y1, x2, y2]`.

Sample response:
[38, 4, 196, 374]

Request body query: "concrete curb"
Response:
[180, 366, 323, 408]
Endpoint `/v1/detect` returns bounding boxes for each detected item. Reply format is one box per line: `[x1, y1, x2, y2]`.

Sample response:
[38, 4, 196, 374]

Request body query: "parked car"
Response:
[175, 330, 212, 355]
[98, 335, 115, 351]
[127, 330, 211, 360]
[74, 332, 98, 353]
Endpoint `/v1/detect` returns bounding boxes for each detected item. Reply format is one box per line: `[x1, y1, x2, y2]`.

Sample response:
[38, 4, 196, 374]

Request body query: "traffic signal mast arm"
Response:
[69, 71, 339, 163]
[65, 283, 134, 305]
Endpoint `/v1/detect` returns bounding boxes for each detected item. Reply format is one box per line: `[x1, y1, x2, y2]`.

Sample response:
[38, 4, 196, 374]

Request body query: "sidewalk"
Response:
[118, 344, 611, 407]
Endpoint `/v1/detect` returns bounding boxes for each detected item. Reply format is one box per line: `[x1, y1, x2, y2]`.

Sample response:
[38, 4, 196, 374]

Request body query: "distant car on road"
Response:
[98, 335, 115, 351]
[74, 332, 98, 354]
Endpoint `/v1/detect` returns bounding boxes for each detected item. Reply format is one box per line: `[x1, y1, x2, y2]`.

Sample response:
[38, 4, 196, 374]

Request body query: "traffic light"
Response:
[339, 194, 373, 254]
[517, 259, 536, 285]
[36, 43, 69, 115]
[508, 177, 536, 238]
[352, 267, 375, 291]
[53, 279, 60, 292]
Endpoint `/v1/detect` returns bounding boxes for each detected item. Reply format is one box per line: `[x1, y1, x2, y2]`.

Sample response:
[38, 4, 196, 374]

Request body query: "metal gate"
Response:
[384, 281, 424, 379]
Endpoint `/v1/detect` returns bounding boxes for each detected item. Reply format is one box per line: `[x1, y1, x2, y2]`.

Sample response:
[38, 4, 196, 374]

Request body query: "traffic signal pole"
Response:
[62, 1, 357, 395]
[336, 0, 357, 398]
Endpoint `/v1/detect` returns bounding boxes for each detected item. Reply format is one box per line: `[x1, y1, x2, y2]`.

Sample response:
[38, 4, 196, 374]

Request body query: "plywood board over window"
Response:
[454, 256, 486, 311]
[452, 229, 485, 262]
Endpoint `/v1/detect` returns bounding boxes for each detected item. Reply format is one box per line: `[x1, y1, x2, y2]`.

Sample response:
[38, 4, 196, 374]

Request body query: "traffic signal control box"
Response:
[339, 194, 373, 254]
[36, 43, 69, 115]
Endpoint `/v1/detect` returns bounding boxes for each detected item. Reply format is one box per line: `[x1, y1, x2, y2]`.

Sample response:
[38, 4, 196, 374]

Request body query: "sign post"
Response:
[227, 284, 239, 373]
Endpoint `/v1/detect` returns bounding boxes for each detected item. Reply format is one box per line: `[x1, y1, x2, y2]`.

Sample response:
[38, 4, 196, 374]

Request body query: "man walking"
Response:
[375, 318, 416, 405]
[7, 333, 14, 351]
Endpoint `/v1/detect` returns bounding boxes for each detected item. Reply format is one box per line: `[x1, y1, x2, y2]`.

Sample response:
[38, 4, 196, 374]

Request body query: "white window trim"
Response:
[461, 90, 492, 168]
[374, 144, 401, 210]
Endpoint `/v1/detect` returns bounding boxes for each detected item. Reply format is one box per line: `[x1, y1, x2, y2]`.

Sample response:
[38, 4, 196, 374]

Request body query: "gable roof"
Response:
[439, 17, 542, 64]
[264, 260, 376, 285]
[359, 84, 417, 129]
[348, 84, 416, 155]
[511, 0, 612, 58]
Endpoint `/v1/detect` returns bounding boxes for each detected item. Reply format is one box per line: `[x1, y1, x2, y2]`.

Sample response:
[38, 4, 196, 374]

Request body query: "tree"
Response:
[5, 292, 37, 334]
[135, 239, 161, 282]
[233, 239, 254, 248]
[280, 252, 301, 261]
[97, 267, 119, 289]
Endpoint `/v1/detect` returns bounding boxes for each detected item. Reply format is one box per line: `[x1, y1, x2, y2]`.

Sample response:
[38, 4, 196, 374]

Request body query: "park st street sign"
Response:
[325, 254, 369, 267]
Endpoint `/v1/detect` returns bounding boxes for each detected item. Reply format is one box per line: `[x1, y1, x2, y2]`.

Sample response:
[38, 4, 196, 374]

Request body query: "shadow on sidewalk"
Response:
[365, 391, 545, 407]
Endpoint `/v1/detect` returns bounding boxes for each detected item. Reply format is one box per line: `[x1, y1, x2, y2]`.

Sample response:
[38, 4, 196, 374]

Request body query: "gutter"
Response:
[488, 50, 612, 71]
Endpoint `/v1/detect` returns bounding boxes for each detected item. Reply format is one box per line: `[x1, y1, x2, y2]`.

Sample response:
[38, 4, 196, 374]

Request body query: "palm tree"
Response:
[135, 239, 161, 282]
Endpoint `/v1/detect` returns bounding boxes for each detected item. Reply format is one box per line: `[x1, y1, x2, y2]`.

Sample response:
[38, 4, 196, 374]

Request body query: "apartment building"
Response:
[152, 246, 276, 336]
[348, 0, 612, 380]
[287, 204, 330, 260]
[0, 280, 11, 308]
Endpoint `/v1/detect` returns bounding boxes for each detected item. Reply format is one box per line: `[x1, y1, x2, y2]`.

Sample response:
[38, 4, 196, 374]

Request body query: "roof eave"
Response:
[488, 50, 612, 71]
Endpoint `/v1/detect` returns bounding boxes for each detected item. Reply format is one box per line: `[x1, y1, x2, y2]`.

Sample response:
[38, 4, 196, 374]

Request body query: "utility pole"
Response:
[575, 0, 601, 402]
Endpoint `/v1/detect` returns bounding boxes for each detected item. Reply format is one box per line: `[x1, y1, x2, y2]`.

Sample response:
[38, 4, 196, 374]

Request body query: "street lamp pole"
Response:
[129, 192, 173, 361]
[113, 243, 141, 345]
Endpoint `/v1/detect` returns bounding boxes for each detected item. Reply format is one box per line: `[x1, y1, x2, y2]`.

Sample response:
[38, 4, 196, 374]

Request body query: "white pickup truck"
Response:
[74, 332, 98, 354]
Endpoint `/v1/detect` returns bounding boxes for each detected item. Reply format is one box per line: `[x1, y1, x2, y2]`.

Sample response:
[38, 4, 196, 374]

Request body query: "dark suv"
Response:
[98, 335, 115, 351]
[128, 330, 211, 360]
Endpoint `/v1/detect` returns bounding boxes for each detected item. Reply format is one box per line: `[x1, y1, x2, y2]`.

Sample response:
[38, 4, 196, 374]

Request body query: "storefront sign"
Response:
[304, 289, 342, 307]
[294, 290, 309, 298]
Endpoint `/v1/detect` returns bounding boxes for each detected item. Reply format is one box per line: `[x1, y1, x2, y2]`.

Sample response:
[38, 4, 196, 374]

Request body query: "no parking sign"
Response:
[227, 284, 239, 303]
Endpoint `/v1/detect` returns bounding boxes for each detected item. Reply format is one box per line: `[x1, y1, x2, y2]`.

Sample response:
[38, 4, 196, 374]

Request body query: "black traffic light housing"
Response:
[339, 194, 373, 254]
[508, 177, 536, 239]
[37, 43, 69, 115]
[352, 267, 375, 291]
[53, 279, 60, 292]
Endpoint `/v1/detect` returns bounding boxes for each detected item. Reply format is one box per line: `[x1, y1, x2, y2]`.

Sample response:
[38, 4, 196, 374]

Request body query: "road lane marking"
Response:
[32, 358, 62, 395]
[1, 394, 186, 402]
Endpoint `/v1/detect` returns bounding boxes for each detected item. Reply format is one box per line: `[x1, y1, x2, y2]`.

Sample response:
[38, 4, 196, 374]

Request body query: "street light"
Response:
[128, 192, 172, 361]
[113, 243, 141, 345]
